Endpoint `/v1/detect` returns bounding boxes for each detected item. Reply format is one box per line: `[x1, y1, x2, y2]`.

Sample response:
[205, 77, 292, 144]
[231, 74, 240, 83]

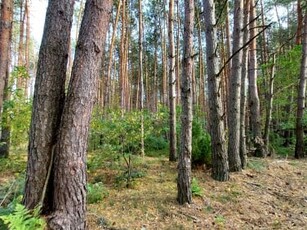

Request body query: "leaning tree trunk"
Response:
[249, 0, 266, 157]
[228, 0, 243, 172]
[0, 0, 13, 123]
[48, 1, 112, 229]
[24, 0, 75, 212]
[168, 0, 177, 161]
[203, 0, 229, 181]
[295, 13, 307, 159]
[177, 0, 194, 205]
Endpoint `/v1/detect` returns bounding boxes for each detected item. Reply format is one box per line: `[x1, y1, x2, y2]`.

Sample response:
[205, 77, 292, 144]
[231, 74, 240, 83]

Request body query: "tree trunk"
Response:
[24, 0, 75, 212]
[139, 0, 145, 157]
[264, 54, 276, 154]
[296, 0, 303, 45]
[168, 0, 177, 162]
[24, 0, 30, 98]
[240, 0, 249, 169]
[295, 13, 307, 159]
[203, 0, 229, 181]
[249, 0, 266, 157]
[0, 0, 13, 120]
[177, 0, 194, 205]
[48, 1, 112, 228]
[17, 0, 26, 93]
[228, 0, 243, 172]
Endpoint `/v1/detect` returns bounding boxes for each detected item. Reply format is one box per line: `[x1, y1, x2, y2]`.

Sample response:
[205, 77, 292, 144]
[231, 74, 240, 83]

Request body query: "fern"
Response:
[0, 203, 46, 230]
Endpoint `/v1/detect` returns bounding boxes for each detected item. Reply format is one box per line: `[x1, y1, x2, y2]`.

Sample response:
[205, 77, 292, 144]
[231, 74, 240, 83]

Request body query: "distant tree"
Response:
[295, 13, 307, 159]
[177, 0, 194, 205]
[203, 0, 229, 181]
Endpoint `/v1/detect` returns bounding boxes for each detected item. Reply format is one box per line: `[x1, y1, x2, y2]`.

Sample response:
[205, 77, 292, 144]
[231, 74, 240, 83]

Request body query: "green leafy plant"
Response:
[87, 182, 109, 204]
[191, 178, 203, 197]
[192, 119, 211, 167]
[0, 203, 46, 230]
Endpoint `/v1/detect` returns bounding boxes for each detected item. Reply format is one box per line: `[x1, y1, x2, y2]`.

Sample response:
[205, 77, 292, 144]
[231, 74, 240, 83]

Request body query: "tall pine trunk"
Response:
[24, 0, 75, 211]
[49, 1, 112, 228]
[203, 0, 229, 181]
[295, 13, 307, 159]
[228, 0, 243, 172]
[168, 0, 177, 161]
[249, 0, 266, 157]
[177, 0, 194, 205]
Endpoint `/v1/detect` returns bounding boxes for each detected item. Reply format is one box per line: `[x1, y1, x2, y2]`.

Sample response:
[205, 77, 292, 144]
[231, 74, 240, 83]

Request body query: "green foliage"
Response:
[89, 107, 169, 154]
[0, 204, 46, 230]
[192, 119, 211, 167]
[247, 159, 267, 172]
[87, 182, 109, 204]
[191, 178, 203, 197]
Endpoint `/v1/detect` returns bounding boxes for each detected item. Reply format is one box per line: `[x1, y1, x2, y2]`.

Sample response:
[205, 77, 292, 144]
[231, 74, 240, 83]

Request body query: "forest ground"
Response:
[0, 151, 306, 229]
[86, 152, 307, 230]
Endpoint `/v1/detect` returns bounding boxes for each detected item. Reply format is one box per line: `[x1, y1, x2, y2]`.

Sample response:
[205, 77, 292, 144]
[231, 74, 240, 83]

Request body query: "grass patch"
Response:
[247, 158, 267, 172]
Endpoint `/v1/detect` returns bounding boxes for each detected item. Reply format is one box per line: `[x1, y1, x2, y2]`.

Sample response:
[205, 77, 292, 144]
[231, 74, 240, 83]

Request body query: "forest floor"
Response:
[0, 151, 307, 229]
[86, 154, 307, 230]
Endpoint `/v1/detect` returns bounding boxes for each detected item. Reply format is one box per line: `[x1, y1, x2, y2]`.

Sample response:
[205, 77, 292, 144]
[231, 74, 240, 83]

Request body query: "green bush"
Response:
[192, 119, 211, 167]
[87, 182, 108, 204]
[191, 178, 203, 197]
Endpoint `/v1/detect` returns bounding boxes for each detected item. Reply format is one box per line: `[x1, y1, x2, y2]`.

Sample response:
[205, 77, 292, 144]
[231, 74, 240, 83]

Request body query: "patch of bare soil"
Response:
[87, 157, 307, 230]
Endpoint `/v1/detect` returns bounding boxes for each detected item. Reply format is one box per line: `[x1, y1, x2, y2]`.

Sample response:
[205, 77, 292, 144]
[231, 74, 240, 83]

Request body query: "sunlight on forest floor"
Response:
[86, 155, 307, 230]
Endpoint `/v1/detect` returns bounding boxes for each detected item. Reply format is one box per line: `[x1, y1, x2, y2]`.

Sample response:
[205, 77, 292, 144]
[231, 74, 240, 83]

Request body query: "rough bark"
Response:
[168, 0, 177, 161]
[203, 0, 229, 181]
[295, 13, 307, 159]
[249, 0, 266, 157]
[0, 0, 13, 119]
[177, 0, 194, 205]
[240, 0, 249, 169]
[48, 1, 112, 228]
[228, 0, 243, 172]
[24, 0, 75, 211]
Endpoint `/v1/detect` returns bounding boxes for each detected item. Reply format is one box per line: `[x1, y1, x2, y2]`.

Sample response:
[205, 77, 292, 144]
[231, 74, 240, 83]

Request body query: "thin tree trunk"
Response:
[139, 0, 145, 157]
[49, 1, 112, 228]
[177, 0, 194, 205]
[228, 0, 243, 172]
[24, 0, 30, 98]
[203, 0, 229, 181]
[296, 0, 303, 45]
[264, 54, 276, 154]
[295, 13, 307, 159]
[17, 0, 26, 92]
[0, 0, 13, 117]
[168, 0, 177, 161]
[240, 0, 249, 169]
[24, 0, 75, 212]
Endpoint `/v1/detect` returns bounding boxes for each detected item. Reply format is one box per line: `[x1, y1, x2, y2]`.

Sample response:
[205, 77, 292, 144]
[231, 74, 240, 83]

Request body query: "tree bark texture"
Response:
[0, 0, 13, 120]
[24, 0, 75, 211]
[203, 0, 229, 181]
[168, 0, 177, 161]
[228, 0, 243, 172]
[177, 0, 194, 205]
[249, 0, 266, 157]
[48, 0, 112, 229]
[295, 13, 307, 159]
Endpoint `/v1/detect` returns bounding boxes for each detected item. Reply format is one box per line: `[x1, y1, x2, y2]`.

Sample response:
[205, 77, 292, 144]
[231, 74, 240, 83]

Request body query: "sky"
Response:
[30, 0, 47, 48]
